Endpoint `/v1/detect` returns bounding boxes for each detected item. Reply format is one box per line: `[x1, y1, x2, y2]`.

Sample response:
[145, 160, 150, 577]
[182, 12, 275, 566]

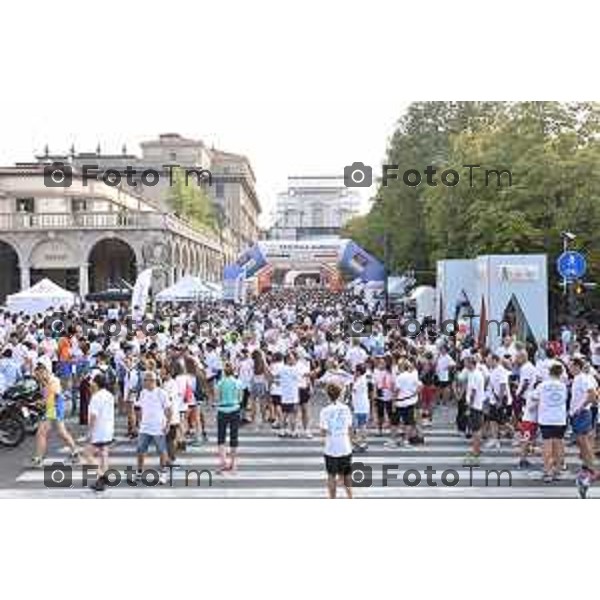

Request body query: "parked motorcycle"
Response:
[0, 398, 26, 447]
[1, 377, 43, 435]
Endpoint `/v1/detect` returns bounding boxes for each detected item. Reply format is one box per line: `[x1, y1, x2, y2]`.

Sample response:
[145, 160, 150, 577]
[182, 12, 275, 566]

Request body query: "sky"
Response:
[0, 100, 407, 226]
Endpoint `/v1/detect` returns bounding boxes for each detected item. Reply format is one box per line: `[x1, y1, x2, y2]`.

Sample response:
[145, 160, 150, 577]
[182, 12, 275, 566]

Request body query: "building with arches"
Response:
[0, 165, 223, 303]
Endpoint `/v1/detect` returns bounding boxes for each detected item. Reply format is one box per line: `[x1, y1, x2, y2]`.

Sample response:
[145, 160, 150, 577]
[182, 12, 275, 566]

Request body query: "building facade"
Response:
[0, 165, 223, 303]
[269, 176, 361, 240]
[37, 133, 261, 265]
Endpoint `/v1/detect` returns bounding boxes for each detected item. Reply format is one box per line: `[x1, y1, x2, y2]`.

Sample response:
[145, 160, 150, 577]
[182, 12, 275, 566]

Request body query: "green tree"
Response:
[165, 167, 217, 231]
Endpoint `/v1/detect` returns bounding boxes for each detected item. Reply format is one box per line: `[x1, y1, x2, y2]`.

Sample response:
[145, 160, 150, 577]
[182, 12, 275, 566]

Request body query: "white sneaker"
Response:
[383, 440, 398, 449]
[304, 430, 313, 439]
[159, 471, 168, 485]
[484, 440, 500, 450]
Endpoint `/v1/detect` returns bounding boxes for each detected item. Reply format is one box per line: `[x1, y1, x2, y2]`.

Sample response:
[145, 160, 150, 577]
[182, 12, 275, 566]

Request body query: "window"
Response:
[16, 198, 34, 213]
[72, 199, 87, 212]
[169, 152, 177, 162]
[216, 182, 225, 198]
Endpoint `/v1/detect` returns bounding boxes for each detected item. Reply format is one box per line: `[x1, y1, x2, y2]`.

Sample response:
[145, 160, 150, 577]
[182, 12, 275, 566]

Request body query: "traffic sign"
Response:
[557, 251, 587, 280]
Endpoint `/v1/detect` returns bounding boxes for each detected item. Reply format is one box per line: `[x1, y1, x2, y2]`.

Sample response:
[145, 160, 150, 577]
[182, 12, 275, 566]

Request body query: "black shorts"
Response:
[376, 399, 393, 422]
[281, 403, 297, 413]
[271, 394, 281, 406]
[397, 405, 416, 426]
[92, 440, 113, 449]
[488, 404, 508, 424]
[299, 388, 310, 404]
[437, 380, 452, 389]
[469, 409, 483, 432]
[324, 454, 352, 476]
[540, 425, 566, 440]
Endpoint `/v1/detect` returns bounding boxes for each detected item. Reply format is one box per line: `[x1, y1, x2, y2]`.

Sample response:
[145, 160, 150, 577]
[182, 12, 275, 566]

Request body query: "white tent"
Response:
[6, 278, 75, 314]
[155, 276, 214, 302]
[202, 281, 223, 299]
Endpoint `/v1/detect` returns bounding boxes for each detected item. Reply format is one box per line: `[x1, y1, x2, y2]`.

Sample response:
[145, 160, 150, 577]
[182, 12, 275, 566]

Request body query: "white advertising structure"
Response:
[437, 254, 548, 347]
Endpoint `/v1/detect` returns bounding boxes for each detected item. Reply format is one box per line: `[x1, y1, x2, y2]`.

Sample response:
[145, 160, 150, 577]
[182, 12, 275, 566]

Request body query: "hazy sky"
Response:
[0, 100, 407, 226]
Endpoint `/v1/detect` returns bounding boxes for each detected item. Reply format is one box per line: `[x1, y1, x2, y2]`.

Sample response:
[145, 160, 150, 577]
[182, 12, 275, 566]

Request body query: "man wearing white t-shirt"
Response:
[136, 371, 172, 484]
[279, 353, 301, 438]
[320, 383, 353, 499]
[570, 359, 596, 474]
[464, 356, 485, 465]
[82, 372, 115, 492]
[435, 346, 455, 405]
[346, 339, 367, 371]
[392, 360, 421, 448]
[486, 354, 512, 451]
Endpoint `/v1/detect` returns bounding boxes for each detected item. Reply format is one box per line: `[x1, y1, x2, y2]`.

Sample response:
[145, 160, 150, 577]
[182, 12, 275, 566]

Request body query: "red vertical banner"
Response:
[478, 296, 487, 348]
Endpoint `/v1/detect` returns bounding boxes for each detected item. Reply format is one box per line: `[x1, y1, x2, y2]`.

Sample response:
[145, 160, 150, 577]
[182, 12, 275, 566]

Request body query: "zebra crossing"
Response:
[0, 412, 590, 498]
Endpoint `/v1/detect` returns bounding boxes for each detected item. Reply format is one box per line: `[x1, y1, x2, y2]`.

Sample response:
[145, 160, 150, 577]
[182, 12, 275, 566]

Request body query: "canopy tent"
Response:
[6, 278, 75, 314]
[155, 276, 214, 302]
[202, 281, 223, 299]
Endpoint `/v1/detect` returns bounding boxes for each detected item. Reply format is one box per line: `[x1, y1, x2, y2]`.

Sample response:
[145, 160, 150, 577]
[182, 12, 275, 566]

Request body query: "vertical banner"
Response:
[131, 268, 153, 319]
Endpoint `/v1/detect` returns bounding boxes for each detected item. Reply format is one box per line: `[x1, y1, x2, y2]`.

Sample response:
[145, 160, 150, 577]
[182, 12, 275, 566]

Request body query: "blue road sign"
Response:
[557, 251, 587, 280]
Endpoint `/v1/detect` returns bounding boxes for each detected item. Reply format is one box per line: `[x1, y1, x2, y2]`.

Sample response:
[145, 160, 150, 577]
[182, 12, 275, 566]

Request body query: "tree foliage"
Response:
[165, 167, 217, 232]
[343, 101, 600, 288]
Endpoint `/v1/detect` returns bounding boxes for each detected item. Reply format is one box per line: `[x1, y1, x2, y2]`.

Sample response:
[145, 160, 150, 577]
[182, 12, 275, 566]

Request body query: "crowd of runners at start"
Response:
[0, 288, 598, 496]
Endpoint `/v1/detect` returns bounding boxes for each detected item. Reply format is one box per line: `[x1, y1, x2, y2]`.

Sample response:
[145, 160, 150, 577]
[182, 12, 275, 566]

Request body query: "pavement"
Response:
[0, 402, 592, 498]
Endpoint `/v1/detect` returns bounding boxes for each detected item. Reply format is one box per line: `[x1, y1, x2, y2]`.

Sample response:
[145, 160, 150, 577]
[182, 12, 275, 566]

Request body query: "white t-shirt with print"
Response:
[320, 403, 353, 457]
[279, 364, 301, 404]
[352, 374, 370, 414]
[466, 368, 485, 411]
[138, 387, 170, 436]
[535, 379, 567, 426]
[88, 389, 115, 443]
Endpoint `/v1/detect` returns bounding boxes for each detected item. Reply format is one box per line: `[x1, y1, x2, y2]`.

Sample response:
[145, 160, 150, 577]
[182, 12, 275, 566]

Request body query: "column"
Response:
[20, 263, 30, 290]
[79, 263, 89, 297]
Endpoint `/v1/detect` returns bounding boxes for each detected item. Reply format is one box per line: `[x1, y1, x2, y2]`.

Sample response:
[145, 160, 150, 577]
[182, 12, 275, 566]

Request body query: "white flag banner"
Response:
[131, 268, 153, 318]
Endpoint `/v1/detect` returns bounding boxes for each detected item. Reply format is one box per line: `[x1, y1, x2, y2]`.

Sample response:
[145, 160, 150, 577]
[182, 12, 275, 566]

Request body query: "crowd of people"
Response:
[0, 287, 598, 497]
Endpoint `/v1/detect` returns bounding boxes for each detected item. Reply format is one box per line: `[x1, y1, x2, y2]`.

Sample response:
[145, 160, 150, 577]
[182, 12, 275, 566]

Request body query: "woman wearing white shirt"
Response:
[534, 363, 567, 483]
[351, 364, 370, 451]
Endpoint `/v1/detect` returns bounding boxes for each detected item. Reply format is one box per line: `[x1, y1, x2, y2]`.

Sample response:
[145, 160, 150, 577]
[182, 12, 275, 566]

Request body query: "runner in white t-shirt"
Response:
[486, 355, 512, 451]
[278, 353, 301, 438]
[464, 356, 485, 466]
[533, 362, 567, 483]
[136, 371, 172, 484]
[319, 383, 353, 499]
[351, 364, 370, 452]
[82, 372, 115, 492]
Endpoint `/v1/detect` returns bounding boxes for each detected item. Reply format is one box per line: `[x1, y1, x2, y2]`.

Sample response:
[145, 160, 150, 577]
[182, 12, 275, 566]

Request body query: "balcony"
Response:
[0, 211, 221, 251]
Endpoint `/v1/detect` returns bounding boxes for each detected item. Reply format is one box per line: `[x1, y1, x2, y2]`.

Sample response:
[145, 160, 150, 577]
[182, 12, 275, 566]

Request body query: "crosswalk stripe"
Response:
[5, 415, 590, 498]
[0, 486, 587, 499]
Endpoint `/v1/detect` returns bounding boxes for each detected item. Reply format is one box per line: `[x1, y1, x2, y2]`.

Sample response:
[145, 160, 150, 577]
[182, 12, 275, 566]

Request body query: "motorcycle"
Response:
[0, 398, 26, 447]
[1, 377, 43, 435]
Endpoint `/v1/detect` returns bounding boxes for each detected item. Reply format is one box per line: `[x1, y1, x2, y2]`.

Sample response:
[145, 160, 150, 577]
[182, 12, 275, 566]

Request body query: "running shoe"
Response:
[542, 472, 553, 484]
[576, 470, 591, 499]
[31, 456, 43, 468]
[518, 458, 531, 469]
[70, 451, 81, 465]
[383, 440, 398, 449]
